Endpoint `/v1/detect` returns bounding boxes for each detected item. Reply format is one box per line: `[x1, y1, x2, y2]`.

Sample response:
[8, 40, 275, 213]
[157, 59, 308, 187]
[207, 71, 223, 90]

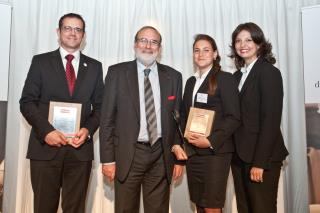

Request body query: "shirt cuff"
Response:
[171, 144, 181, 153]
[103, 162, 115, 165]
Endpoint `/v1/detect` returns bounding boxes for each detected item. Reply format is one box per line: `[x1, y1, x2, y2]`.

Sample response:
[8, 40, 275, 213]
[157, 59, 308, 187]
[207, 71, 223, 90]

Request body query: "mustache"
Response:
[135, 50, 158, 66]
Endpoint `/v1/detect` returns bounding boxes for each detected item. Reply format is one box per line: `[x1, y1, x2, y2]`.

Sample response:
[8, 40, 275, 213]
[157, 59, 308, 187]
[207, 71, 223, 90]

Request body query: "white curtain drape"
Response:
[4, 0, 319, 212]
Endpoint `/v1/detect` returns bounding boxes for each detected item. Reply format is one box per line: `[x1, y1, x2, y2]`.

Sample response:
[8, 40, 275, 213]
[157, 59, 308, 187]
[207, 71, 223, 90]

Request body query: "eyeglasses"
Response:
[136, 38, 160, 47]
[62, 26, 84, 34]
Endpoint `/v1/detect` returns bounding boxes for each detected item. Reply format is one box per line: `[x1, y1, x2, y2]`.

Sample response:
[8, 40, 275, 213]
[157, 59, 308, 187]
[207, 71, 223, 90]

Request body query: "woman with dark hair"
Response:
[230, 22, 289, 213]
[173, 34, 240, 213]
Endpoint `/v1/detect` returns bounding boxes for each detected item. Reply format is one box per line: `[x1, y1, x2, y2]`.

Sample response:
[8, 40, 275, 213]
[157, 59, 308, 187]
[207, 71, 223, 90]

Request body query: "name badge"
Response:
[196, 93, 208, 103]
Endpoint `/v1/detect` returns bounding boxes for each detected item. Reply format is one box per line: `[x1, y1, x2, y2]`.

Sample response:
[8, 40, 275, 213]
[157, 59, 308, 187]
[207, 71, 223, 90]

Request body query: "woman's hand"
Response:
[187, 133, 211, 148]
[172, 145, 188, 160]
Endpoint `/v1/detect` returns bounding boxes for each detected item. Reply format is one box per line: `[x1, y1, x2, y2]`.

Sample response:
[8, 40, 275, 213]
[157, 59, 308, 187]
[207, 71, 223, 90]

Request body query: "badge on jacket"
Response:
[196, 93, 208, 103]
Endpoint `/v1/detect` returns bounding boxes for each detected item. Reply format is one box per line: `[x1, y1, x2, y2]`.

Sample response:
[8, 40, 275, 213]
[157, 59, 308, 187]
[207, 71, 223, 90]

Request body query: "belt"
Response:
[137, 141, 150, 146]
[137, 138, 162, 146]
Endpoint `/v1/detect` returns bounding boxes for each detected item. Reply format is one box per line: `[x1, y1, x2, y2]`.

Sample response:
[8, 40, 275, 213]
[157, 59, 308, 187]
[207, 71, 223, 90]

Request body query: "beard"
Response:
[135, 49, 158, 67]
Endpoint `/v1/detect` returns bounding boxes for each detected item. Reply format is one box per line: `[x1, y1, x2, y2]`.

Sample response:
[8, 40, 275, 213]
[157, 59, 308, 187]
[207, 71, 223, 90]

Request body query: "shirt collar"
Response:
[194, 66, 212, 80]
[137, 60, 157, 74]
[241, 57, 258, 74]
[59, 47, 80, 61]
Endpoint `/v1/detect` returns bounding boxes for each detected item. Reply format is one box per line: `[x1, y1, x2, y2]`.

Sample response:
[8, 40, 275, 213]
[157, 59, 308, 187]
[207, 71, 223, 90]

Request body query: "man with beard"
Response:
[99, 26, 185, 213]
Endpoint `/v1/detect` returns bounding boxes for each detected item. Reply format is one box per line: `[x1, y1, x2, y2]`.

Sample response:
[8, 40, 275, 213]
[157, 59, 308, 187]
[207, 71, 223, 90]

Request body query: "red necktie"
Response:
[65, 54, 76, 96]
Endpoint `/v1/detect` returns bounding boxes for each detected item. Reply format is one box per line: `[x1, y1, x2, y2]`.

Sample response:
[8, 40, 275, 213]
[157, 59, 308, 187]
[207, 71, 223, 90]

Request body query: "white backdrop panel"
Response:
[0, 3, 11, 101]
[302, 5, 320, 103]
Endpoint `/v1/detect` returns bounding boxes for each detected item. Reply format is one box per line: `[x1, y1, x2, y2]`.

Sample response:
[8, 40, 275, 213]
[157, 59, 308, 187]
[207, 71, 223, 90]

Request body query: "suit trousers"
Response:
[115, 139, 170, 213]
[231, 154, 282, 213]
[30, 146, 92, 213]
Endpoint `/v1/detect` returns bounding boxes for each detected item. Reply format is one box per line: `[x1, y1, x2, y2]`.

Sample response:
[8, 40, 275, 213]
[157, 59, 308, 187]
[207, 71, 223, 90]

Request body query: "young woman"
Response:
[174, 34, 240, 213]
[230, 22, 289, 213]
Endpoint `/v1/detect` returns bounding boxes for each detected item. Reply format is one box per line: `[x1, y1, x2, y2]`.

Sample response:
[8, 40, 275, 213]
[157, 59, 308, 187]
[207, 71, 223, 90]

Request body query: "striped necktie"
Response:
[144, 68, 158, 146]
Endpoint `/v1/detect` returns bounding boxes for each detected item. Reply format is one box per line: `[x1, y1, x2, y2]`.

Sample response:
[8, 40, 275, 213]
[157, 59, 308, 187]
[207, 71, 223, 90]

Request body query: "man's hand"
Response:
[172, 164, 184, 181]
[172, 145, 188, 160]
[250, 167, 264, 183]
[44, 130, 68, 147]
[70, 128, 89, 148]
[102, 164, 116, 182]
[187, 133, 211, 148]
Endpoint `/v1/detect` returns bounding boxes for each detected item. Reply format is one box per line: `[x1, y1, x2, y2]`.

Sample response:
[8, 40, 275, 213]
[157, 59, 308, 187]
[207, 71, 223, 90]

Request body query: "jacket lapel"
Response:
[193, 69, 212, 107]
[239, 59, 260, 96]
[126, 60, 140, 120]
[185, 77, 196, 109]
[234, 70, 242, 86]
[73, 53, 88, 96]
[50, 49, 70, 96]
[158, 63, 171, 109]
[158, 63, 172, 136]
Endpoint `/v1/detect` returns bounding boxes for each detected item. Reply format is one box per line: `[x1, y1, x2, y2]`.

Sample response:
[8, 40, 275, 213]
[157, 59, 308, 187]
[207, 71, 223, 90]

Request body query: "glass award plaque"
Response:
[48, 101, 81, 138]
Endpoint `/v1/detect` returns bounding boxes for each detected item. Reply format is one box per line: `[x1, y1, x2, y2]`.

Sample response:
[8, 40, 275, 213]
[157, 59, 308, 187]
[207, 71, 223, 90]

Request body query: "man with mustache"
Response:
[100, 26, 184, 213]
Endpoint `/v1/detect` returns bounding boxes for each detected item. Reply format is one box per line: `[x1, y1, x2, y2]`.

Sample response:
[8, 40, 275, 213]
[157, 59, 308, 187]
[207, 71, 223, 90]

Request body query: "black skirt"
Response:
[186, 153, 232, 208]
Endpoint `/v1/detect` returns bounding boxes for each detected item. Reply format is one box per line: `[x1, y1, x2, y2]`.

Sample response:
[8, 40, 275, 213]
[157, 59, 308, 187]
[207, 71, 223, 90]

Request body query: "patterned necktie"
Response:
[144, 68, 158, 146]
[65, 54, 76, 96]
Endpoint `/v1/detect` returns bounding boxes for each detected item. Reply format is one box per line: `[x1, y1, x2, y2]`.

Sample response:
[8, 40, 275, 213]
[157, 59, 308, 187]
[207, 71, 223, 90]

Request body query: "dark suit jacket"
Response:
[181, 70, 241, 155]
[99, 60, 182, 182]
[233, 58, 289, 169]
[20, 49, 104, 161]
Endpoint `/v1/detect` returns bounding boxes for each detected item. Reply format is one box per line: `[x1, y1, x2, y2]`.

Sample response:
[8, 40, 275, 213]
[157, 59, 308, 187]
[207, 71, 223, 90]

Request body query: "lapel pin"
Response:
[83, 62, 87, 67]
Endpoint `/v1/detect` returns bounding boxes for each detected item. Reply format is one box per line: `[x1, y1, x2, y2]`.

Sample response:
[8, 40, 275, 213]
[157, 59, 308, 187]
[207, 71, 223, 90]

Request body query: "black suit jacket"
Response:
[20, 49, 104, 161]
[99, 60, 182, 182]
[233, 58, 289, 169]
[181, 70, 240, 155]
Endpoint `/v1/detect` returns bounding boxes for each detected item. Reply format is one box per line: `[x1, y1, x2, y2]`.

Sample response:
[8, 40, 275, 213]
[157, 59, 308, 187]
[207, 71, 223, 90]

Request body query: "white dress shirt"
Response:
[238, 58, 258, 91]
[192, 67, 211, 106]
[59, 47, 80, 77]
